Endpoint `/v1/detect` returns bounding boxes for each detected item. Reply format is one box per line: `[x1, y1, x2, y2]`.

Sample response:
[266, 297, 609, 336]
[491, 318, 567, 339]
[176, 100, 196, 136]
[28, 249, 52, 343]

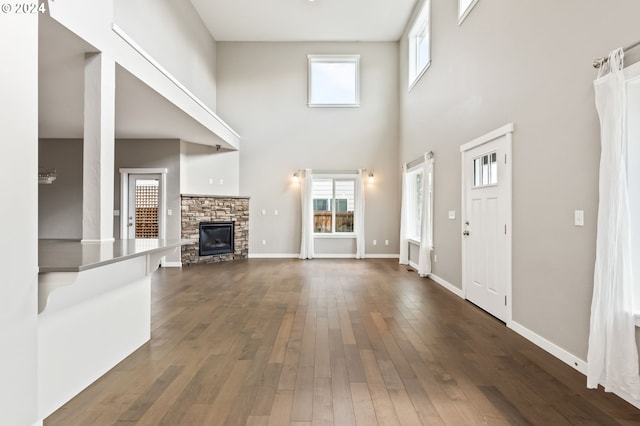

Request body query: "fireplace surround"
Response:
[181, 195, 249, 264]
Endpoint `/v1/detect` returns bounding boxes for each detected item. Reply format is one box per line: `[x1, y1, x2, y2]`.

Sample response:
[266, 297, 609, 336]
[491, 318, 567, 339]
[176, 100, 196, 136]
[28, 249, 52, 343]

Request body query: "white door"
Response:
[462, 127, 512, 323]
[127, 175, 161, 239]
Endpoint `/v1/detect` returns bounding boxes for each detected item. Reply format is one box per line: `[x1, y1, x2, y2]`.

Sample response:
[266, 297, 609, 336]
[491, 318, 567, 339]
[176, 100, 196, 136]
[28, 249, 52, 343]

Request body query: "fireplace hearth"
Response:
[199, 221, 234, 256]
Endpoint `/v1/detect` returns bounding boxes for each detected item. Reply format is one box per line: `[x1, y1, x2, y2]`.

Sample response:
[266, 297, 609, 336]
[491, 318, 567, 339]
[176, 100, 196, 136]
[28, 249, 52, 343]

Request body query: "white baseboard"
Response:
[507, 320, 587, 375]
[248, 253, 399, 260]
[162, 261, 182, 268]
[248, 253, 299, 259]
[427, 273, 464, 299]
[314, 254, 356, 259]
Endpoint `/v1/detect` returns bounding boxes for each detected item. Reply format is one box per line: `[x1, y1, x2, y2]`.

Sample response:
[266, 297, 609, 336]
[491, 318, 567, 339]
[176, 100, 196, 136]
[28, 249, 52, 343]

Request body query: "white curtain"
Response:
[399, 164, 410, 265]
[418, 155, 434, 277]
[587, 48, 640, 398]
[299, 169, 314, 259]
[355, 169, 366, 259]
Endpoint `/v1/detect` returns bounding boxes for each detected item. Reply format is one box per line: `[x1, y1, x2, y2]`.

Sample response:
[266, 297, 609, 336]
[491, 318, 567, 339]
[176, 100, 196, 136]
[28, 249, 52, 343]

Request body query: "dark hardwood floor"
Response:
[45, 259, 640, 425]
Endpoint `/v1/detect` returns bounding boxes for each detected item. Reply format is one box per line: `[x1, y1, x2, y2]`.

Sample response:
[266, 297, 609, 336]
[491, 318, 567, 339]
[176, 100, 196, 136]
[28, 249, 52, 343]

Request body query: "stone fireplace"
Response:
[181, 195, 249, 264]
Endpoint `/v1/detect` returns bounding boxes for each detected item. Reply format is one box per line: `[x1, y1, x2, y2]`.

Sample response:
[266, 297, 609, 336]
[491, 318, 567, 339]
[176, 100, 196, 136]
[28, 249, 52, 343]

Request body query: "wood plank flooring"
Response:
[45, 259, 640, 425]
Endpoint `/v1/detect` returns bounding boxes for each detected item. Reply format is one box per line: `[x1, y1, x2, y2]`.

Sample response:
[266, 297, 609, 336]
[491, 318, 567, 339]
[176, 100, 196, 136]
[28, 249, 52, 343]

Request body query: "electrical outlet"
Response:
[574, 210, 584, 227]
[434, 254, 438, 263]
[274, 210, 279, 215]
[373, 240, 377, 245]
[384, 240, 389, 245]
[261, 209, 266, 215]
[262, 240, 266, 245]
[219, 179, 224, 185]
[167, 209, 172, 216]
[113, 210, 120, 216]
[209, 178, 213, 185]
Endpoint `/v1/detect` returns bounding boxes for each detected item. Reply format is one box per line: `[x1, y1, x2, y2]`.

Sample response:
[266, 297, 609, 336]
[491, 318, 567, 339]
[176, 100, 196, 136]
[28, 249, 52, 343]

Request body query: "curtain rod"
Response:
[593, 40, 640, 68]
[405, 151, 434, 169]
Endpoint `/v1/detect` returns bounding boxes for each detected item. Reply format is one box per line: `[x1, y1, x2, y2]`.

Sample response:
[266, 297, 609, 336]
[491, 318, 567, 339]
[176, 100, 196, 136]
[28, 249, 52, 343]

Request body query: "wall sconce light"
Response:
[293, 172, 300, 183]
[368, 173, 375, 183]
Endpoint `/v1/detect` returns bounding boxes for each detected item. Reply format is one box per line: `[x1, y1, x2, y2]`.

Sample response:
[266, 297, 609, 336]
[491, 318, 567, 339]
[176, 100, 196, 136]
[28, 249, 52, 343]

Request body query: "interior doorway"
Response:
[119, 168, 167, 240]
[460, 124, 513, 323]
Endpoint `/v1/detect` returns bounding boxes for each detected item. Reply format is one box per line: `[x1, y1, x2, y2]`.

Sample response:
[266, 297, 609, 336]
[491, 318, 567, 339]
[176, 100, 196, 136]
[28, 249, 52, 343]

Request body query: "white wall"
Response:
[180, 141, 240, 195]
[114, 0, 218, 111]
[399, 0, 640, 360]
[216, 42, 400, 257]
[0, 12, 38, 425]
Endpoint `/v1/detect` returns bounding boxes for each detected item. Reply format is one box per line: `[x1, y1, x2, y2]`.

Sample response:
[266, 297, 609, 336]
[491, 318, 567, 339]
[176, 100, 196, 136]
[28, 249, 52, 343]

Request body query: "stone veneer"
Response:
[181, 195, 249, 264]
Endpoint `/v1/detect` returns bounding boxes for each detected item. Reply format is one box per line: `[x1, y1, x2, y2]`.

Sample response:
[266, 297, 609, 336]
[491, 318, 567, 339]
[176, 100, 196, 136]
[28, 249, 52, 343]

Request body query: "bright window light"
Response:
[308, 55, 360, 107]
[408, 1, 431, 90]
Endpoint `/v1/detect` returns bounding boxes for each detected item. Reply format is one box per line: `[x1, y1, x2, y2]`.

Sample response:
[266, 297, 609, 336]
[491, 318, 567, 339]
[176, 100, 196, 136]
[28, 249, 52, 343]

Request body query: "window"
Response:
[458, 0, 479, 25]
[408, 0, 431, 90]
[308, 55, 360, 107]
[312, 177, 355, 233]
[406, 167, 424, 241]
[473, 152, 497, 187]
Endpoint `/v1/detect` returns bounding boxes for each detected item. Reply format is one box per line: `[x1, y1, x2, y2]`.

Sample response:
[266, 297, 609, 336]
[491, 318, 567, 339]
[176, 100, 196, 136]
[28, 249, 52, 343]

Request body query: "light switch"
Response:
[448, 210, 456, 220]
[574, 210, 584, 227]
[261, 209, 267, 215]
[274, 209, 279, 216]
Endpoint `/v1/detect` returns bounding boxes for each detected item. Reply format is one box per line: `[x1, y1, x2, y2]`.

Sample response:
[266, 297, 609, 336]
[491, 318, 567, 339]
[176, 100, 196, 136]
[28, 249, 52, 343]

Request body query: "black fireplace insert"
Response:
[199, 221, 234, 256]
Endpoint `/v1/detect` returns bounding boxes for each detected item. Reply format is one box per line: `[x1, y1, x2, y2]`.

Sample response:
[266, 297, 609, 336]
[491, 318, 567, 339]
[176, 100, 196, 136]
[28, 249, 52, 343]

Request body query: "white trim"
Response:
[161, 262, 182, 268]
[428, 273, 465, 298]
[635, 313, 640, 327]
[508, 321, 587, 375]
[366, 254, 399, 259]
[249, 253, 299, 259]
[407, 0, 431, 90]
[314, 254, 357, 259]
[408, 261, 419, 270]
[314, 233, 357, 239]
[457, 0, 479, 26]
[460, 123, 514, 153]
[307, 54, 360, 108]
[460, 123, 514, 324]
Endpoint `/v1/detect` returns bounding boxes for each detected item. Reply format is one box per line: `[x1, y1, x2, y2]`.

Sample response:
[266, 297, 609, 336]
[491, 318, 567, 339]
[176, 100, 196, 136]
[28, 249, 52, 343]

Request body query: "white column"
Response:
[82, 52, 115, 242]
[0, 11, 38, 426]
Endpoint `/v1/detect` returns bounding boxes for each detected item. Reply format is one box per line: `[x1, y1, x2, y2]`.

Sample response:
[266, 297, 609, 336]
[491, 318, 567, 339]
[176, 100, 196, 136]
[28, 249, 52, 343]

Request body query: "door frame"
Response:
[460, 123, 513, 325]
[119, 168, 168, 240]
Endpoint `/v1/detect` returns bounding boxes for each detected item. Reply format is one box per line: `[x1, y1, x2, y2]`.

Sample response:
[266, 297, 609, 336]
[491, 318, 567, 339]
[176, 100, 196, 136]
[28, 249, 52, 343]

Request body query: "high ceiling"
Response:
[190, 0, 418, 42]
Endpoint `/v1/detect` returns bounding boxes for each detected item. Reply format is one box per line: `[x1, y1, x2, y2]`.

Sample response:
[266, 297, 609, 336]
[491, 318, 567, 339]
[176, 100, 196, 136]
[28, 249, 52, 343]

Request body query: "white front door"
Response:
[462, 126, 512, 323]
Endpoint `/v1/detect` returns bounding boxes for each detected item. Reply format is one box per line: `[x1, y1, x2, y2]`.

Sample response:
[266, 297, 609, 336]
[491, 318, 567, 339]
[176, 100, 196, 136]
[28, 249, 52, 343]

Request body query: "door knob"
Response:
[463, 230, 470, 236]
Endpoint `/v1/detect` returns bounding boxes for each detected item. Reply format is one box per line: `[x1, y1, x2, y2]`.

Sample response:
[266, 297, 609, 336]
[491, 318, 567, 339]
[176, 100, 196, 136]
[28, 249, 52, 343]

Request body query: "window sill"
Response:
[314, 233, 357, 239]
